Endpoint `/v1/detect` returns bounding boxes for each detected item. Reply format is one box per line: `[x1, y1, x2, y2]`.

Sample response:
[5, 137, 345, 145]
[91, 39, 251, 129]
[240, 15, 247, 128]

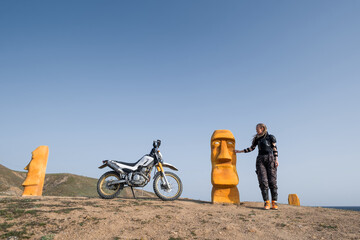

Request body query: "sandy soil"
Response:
[0, 196, 359, 240]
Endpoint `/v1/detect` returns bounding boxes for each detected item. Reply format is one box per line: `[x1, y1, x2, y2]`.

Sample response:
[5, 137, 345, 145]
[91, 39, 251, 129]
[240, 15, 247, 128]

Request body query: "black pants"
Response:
[256, 154, 278, 201]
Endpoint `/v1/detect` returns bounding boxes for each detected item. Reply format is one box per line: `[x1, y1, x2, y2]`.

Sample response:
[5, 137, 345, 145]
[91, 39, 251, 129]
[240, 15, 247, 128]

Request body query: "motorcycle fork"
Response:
[156, 162, 171, 190]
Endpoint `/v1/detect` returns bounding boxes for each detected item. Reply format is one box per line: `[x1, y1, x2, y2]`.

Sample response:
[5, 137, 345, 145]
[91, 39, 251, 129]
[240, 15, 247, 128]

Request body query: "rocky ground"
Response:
[0, 196, 359, 240]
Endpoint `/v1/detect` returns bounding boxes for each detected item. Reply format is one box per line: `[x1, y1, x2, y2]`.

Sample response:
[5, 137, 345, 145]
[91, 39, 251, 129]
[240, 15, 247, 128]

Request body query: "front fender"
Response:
[161, 162, 178, 171]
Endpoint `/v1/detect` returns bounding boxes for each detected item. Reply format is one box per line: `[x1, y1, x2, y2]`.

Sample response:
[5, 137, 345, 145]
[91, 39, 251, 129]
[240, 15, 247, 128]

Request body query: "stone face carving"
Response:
[288, 194, 300, 206]
[22, 146, 49, 196]
[211, 130, 240, 204]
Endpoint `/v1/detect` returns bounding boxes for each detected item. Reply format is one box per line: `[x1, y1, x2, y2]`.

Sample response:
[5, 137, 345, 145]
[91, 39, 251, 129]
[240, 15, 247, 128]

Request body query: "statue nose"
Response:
[217, 141, 231, 162]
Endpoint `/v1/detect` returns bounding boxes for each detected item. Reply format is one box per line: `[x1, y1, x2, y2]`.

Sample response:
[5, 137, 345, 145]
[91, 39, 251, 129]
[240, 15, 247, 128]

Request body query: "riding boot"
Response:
[261, 189, 269, 201]
[270, 188, 278, 201]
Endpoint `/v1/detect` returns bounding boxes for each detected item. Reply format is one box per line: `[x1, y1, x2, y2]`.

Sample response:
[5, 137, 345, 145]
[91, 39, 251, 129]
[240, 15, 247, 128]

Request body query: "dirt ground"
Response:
[0, 196, 359, 240]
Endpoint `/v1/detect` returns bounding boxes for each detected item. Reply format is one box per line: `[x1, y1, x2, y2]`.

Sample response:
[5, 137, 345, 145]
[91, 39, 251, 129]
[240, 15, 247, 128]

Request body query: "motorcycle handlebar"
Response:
[153, 139, 161, 148]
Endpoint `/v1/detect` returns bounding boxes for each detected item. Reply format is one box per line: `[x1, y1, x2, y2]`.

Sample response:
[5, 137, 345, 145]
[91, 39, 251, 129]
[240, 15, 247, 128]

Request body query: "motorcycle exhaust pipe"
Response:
[108, 180, 126, 185]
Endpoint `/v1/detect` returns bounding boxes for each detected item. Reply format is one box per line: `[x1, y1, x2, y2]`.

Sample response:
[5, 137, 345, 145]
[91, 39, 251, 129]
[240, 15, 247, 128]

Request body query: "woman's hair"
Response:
[252, 123, 268, 143]
[256, 123, 267, 134]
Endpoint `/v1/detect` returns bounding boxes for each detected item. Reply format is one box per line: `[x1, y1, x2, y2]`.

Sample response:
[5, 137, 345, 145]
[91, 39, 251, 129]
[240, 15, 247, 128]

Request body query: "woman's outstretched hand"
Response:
[275, 158, 279, 168]
[234, 150, 244, 153]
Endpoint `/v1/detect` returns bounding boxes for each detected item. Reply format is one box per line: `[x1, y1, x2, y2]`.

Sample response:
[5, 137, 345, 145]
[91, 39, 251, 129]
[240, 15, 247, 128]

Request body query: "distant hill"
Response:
[0, 164, 154, 198]
[0, 164, 25, 196]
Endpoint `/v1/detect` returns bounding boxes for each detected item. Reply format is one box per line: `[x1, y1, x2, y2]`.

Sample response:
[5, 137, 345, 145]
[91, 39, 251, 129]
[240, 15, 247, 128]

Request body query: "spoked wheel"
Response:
[153, 171, 183, 201]
[97, 171, 124, 199]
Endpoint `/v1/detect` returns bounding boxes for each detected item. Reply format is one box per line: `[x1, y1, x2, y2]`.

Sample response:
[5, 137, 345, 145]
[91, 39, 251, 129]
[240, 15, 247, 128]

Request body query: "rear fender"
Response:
[98, 164, 107, 169]
[98, 160, 109, 169]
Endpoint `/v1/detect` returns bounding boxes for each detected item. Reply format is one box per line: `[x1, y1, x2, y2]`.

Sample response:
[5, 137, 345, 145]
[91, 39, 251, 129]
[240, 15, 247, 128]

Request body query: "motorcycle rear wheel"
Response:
[153, 171, 183, 201]
[97, 171, 124, 199]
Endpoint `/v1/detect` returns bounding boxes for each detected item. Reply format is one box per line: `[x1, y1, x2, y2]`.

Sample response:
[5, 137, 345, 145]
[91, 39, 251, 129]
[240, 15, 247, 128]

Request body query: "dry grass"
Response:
[0, 196, 359, 240]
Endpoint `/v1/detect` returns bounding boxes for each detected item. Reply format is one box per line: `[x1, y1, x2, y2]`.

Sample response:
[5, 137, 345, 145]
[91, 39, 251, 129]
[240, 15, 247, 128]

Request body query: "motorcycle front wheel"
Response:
[97, 171, 124, 199]
[153, 171, 183, 201]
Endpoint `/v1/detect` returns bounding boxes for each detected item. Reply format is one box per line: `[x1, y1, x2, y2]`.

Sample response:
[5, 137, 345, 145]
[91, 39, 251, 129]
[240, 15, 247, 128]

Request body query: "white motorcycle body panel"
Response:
[113, 155, 154, 171]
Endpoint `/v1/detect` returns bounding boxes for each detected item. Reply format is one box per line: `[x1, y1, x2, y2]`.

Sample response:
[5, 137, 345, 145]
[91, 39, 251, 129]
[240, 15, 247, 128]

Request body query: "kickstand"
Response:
[130, 187, 136, 199]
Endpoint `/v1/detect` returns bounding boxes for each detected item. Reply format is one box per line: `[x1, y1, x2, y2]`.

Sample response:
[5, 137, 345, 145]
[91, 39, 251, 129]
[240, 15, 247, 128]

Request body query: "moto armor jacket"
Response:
[244, 133, 278, 157]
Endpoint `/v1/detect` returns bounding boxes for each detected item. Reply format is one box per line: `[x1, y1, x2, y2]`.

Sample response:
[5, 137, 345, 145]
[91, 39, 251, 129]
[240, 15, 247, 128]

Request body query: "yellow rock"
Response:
[22, 146, 49, 196]
[211, 130, 240, 204]
[288, 194, 300, 206]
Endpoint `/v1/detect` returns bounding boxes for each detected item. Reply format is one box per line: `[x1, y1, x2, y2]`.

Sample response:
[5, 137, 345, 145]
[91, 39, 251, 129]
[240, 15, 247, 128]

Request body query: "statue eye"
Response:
[227, 141, 234, 145]
[213, 141, 220, 146]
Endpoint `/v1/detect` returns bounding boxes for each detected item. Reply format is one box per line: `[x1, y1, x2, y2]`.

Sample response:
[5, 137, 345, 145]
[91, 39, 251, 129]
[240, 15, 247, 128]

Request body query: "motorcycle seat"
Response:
[114, 158, 142, 167]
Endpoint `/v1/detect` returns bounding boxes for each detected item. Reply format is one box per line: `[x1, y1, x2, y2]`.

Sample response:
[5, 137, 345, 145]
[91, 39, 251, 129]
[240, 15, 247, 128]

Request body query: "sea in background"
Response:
[322, 206, 360, 212]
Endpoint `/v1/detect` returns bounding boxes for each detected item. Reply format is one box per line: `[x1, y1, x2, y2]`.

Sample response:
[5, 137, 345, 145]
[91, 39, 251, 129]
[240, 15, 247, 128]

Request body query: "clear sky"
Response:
[1, 1, 359, 206]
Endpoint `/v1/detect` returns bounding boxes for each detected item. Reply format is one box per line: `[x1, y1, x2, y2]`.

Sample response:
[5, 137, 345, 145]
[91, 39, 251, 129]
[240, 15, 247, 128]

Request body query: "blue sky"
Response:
[1, 1, 359, 206]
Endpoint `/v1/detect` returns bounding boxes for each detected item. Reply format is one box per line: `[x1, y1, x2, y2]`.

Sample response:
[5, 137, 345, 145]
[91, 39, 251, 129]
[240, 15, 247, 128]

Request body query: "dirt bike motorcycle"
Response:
[97, 140, 183, 201]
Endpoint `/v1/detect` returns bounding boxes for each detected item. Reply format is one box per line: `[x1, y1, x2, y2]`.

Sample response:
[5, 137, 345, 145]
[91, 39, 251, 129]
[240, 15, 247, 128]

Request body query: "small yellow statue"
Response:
[288, 194, 300, 206]
[22, 146, 49, 196]
[211, 130, 240, 204]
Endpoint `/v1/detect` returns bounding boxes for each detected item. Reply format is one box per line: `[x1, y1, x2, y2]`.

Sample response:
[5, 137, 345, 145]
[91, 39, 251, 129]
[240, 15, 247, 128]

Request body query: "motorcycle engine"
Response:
[131, 172, 146, 185]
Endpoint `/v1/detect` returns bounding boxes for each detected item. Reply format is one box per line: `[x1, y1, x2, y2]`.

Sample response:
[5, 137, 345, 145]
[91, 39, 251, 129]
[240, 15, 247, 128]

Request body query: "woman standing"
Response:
[235, 123, 279, 210]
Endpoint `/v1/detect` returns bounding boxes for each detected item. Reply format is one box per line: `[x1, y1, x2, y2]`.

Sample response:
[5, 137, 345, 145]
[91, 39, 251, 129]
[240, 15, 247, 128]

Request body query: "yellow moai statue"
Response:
[22, 146, 49, 196]
[288, 194, 300, 206]
[211, 130, 240, 204]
